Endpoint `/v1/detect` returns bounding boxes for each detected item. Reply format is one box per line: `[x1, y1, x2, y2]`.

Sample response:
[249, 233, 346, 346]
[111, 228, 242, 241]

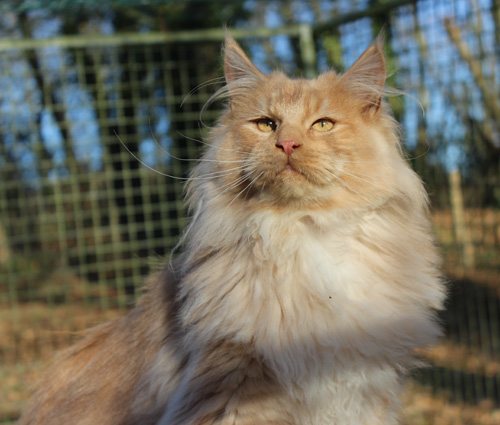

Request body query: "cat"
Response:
[18, 34, 445, 425]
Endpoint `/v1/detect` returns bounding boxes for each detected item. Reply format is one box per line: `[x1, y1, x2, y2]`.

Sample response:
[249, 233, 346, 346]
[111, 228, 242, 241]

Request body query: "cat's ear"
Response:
[340, 36, 386, 116]
[223, 33, 264, 89]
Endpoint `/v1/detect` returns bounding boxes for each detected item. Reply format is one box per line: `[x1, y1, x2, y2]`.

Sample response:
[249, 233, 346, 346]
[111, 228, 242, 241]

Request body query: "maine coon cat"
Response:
[19, 34, 445, 425]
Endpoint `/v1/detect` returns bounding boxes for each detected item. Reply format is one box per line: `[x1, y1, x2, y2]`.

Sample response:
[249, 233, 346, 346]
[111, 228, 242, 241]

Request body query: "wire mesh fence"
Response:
[0, 0, 499, 424]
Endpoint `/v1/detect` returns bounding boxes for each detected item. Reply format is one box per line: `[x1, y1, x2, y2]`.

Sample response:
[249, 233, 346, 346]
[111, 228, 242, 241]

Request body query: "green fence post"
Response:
[298, 24, 317, 79]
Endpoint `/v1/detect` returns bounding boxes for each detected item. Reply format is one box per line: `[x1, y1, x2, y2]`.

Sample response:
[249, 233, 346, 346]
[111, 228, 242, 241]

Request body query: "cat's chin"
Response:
[255, 173, 379, 211]
[259, 163, 334, 204]
[258, 177, 336, 210]
[275, 165, 307, 184]
[280, 163, 299, 173]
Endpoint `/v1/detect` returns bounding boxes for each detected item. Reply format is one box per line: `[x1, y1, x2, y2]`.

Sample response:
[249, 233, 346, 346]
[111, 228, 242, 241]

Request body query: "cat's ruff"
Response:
[19, 34, 445, 425]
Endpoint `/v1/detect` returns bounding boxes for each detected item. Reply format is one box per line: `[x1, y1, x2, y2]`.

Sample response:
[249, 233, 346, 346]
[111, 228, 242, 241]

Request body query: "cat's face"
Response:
[208, 36, 403, 211]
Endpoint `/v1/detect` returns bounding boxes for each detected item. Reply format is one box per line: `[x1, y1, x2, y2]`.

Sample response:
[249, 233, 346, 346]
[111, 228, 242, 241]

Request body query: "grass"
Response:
[0, 303, 121, 424]
[1, 302, 499, 424]
[402, 382, 500, 425]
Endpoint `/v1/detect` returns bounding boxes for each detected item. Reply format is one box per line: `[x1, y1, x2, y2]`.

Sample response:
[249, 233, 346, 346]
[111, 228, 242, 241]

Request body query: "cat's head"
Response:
[194, 35, 414, 212]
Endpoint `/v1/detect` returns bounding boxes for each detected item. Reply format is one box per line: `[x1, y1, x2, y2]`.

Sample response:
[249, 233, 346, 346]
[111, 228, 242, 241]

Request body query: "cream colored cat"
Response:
[19, 34, 445, 425]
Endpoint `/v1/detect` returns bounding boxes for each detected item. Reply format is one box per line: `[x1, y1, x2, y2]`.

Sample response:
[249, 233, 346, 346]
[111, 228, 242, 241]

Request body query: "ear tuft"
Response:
[223, 32, 264, 86]
[340, 37, 387, 114]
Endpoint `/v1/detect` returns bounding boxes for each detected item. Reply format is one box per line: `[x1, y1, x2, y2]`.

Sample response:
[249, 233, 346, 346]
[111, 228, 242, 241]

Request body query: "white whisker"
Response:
[176, 131, 251, 155]
[180, 76, 226, 108]
[115, 131, 190, 180]
[227, 171, 263, 207]
[210, 170, 257, 202]
[340, 169, 388, 190]
[243, 171, 263, 201]
[339, 145, 430, 164]
[213, 169, 263, 250]
[193, 167, 250, 180]
[322, 169, 378, 208]
[117, 131, 250, 182]
[148, 122, 252, 164]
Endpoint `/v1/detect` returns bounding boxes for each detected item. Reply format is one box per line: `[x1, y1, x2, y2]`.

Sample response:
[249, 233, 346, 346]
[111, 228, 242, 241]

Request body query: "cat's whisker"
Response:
[322, 169, 379, 208]
[338, 159, 384, 164]
[114, 124, 252, 172]
[193, 166, 248, 181]
[225, 170, 264, 208]
[222, 169, 260, 207]
[213, 169, 262, 250]
[117, 131, 249, 182]
[198, 158, 256, 164]
[260, 181, 266, 196]
[115, 131, 192, 180]
[198, 166, 245, 176]
[210, 170, 256, 202]
[405, 146, 431, 162]
[148, 122, 204, 164]
[339, 169, 389, 190]
[180, 76, 226, 108]
[242, 170, 263, 201]
[339, 146, 430, 165]
[177, 131, 251, 155]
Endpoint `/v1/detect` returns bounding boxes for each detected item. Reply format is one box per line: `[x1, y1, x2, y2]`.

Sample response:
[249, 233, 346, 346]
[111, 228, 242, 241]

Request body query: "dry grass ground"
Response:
[1, 303, 499, 424]
[402, 381, 500, 425]
[0, 303, 122, 423]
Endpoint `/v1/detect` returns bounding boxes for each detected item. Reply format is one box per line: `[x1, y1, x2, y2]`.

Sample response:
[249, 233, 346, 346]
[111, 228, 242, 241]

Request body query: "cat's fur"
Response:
[19, 35, 445, 425]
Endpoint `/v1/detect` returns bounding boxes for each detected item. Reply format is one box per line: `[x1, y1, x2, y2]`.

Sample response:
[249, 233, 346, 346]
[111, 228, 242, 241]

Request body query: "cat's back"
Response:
[18, 270, 180, 425]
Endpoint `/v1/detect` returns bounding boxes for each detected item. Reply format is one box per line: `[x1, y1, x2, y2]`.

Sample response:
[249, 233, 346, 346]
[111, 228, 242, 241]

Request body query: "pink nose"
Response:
[276, 139, 301, 155]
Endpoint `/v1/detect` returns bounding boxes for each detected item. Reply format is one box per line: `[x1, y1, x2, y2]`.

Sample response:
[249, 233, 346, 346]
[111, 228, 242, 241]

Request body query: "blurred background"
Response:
[0, 0, 498, 423]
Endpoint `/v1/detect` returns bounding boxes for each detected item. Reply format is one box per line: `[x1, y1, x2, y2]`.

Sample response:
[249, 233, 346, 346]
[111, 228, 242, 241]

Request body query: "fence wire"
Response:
[0, 1, 499, 424]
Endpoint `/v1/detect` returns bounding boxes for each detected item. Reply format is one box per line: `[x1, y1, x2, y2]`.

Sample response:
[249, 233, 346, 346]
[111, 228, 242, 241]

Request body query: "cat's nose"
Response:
[276, 139, 301, 155]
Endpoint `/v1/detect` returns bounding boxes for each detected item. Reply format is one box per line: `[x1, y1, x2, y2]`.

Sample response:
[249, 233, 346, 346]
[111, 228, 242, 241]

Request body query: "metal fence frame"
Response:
[0, 1, 499, 423]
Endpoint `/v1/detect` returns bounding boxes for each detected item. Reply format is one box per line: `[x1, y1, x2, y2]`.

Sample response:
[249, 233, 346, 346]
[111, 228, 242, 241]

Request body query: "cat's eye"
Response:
[256, 118, 277, 132]
[312, 119, 335, 132]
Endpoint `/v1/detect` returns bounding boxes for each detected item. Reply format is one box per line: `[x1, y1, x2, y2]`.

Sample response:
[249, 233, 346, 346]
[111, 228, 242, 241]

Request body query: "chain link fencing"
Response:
[0, 1, 499, 423]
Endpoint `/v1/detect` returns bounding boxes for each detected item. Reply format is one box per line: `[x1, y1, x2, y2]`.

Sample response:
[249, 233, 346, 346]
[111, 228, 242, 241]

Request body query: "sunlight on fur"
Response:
[18, 34, 446, 425]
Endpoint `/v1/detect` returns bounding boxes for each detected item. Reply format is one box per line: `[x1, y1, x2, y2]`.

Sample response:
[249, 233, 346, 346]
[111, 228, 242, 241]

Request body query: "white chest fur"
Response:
[240, 212, 412, 424]
[175, 205, 441, 424]
[183, 206, 439, 362]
